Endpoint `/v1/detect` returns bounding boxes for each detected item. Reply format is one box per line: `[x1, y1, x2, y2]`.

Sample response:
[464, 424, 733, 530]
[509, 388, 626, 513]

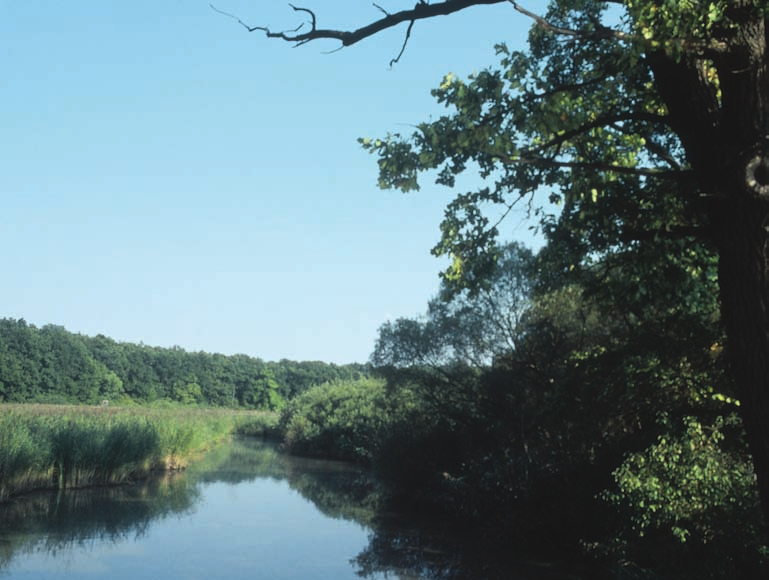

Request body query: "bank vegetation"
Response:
[0, 404, 277, 502]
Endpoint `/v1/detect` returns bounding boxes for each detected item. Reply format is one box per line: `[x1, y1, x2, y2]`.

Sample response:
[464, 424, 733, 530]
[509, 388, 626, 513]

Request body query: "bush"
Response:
[596, 414, 769, 578]
[277, 378, 411, 463]
[234, 411, 280, 438]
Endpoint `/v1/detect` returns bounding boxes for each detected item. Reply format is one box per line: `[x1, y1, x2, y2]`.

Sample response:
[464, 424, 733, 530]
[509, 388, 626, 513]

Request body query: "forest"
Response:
[0, 318, 366, 408]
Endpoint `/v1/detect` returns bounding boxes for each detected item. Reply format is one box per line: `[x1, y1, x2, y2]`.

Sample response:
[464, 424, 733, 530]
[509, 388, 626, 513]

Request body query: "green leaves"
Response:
[277, 378, 400, 463]
[354, 2, 769, 572]
[359, 134, 422, 192]
[358, 1, 703, 297]
[602, 414, 764, 563]
[626, 0, 730, 48]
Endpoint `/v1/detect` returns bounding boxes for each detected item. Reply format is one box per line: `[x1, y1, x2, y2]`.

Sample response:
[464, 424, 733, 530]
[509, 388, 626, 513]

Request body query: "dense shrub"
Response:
[595, 414, 768, 578]
[278, 378, 416, 463]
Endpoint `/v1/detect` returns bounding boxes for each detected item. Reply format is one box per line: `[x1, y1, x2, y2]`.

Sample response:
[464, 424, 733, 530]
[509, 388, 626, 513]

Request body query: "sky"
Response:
[1, 1, 540, 364]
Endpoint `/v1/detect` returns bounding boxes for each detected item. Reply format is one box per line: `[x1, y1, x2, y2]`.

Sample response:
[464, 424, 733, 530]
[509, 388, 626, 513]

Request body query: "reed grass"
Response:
[0, 404, 273, 502]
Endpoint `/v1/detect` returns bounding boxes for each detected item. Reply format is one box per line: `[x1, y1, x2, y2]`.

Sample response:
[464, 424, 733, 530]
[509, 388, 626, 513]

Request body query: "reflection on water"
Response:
[0, 438, 568, 580]
[0, 471, 198, 568]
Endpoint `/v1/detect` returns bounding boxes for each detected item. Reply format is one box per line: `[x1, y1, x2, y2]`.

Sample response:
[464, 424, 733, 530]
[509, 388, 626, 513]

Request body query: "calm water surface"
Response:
[0, 438, 571, 580]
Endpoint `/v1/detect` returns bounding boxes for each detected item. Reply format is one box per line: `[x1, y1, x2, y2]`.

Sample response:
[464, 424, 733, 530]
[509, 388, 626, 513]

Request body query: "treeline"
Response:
[276, 241, 769, 579]
[0, 319, 366, 408]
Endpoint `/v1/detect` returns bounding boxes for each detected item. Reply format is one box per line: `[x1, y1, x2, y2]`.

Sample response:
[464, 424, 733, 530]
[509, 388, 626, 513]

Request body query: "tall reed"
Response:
[0, 404, 265, 502]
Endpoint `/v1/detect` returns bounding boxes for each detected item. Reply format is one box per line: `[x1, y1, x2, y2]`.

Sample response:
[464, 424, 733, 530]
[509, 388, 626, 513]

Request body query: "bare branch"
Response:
[212, 0, 508, 48]
[509, 1, 628, 42]
[390, 20, 416, 67]
[289, 4, 316, 31]
[209, 3, 256, 32]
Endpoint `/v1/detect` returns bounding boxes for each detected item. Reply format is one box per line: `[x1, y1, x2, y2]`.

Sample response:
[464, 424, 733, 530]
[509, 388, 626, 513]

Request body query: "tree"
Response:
[374, 242, 534, 367]
[372, 241, 534, 423]
[223, 0, 769, 525]
[172, 374, 204, 405]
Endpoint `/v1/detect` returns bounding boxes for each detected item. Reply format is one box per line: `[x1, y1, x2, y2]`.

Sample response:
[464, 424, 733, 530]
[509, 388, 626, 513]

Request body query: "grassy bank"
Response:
[0, 404, 279, 502]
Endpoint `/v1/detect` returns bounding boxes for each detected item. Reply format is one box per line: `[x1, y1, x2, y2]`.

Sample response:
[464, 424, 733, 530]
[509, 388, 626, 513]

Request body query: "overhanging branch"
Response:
[213, 0, 728, 61]
[509, 1, 629, 42]
[212, 1, 508, 48]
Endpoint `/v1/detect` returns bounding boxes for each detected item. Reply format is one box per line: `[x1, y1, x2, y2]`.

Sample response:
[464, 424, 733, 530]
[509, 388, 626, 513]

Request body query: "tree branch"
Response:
[212, 1, 508, 48]
[213, 0, 728, 61]
[502, 155, 692, 181]
[509, 1, 728, 56]
[509, 1, 632, 43]
[619, 224, 711, 243]
[390, 19, 416, 67]
[525, 111, 670, 156]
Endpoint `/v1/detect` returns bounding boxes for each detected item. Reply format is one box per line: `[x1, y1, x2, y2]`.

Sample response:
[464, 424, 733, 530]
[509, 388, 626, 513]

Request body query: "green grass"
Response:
[0, 404, 277, 502]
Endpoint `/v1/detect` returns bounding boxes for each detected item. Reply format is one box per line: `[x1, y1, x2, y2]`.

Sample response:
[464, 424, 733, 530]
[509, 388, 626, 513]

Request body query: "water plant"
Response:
[0, 404, 267, 502]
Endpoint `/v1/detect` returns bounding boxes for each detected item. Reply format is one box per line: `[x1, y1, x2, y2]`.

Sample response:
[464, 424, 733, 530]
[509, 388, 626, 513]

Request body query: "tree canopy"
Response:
[0, 318, 366, 408]
[222, 0, 769, 528]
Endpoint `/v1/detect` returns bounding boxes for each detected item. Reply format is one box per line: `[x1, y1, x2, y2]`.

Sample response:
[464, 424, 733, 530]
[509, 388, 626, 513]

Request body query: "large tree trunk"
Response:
[710, 8, 769, 526]
[717, 193, 769, 526]
[648, 5, 769, 525]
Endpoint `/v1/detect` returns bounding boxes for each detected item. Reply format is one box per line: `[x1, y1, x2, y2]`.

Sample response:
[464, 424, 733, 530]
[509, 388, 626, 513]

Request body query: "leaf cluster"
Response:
[359, 1, 706, 294]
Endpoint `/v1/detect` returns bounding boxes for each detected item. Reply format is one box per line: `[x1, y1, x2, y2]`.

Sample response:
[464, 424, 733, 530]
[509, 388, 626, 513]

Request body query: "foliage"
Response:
[597, 415, 768, 578]
[224, 0, 769, 575]
[0, 318, 367, 408]
[240, 0, 769, 568]
[233, 410, 281, 438]
[359, 6, 697, 293]
[0, 404, 255, 501]
[278, 378, 415, 463]
[373, 241, 534, 368]
[363, 214, 765, 573]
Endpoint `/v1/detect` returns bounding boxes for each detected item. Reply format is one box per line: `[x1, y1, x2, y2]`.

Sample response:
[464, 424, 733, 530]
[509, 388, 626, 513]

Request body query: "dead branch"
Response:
[390, 20, 416, 67]
[211, 1, 508, 48]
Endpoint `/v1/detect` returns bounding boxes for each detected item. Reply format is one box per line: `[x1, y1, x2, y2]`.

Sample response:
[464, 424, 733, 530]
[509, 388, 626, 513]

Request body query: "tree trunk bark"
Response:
[648, 3, 769, 526]
[710, 8, 769, 525]
[716, 193, 769, 526]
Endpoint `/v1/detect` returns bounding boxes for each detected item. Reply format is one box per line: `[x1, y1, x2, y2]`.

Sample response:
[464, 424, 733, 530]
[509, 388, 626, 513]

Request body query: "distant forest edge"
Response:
[0, 318, 367, 408]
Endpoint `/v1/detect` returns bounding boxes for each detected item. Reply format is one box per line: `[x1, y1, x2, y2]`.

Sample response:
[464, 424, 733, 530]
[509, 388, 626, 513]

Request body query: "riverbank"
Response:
[0, 403, 279, 502]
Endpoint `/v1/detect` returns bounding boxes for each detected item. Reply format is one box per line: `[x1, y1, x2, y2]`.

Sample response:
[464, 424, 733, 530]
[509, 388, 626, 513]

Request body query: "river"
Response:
[0, 438, 575, 579]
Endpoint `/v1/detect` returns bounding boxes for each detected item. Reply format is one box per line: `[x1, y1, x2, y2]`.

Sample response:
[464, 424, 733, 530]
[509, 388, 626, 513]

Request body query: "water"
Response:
[0, 438, 571, 579]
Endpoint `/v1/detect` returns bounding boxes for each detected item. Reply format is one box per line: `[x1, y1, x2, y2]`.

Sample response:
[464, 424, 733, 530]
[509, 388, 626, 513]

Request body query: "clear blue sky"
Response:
[1, 1, 539, 364]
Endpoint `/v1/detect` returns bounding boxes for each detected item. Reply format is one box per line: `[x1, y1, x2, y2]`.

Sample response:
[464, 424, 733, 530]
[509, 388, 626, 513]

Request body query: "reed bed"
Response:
[0, 404, 276, 502]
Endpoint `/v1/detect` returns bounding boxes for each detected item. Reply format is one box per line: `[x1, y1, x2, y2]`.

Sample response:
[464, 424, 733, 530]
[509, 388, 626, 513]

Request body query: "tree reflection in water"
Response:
[0, 438, 569, 579]
[0, 470, 197, 569]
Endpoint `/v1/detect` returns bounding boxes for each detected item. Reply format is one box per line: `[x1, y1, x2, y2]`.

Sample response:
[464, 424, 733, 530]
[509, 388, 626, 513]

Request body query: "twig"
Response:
[390, 20, 416, 67]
